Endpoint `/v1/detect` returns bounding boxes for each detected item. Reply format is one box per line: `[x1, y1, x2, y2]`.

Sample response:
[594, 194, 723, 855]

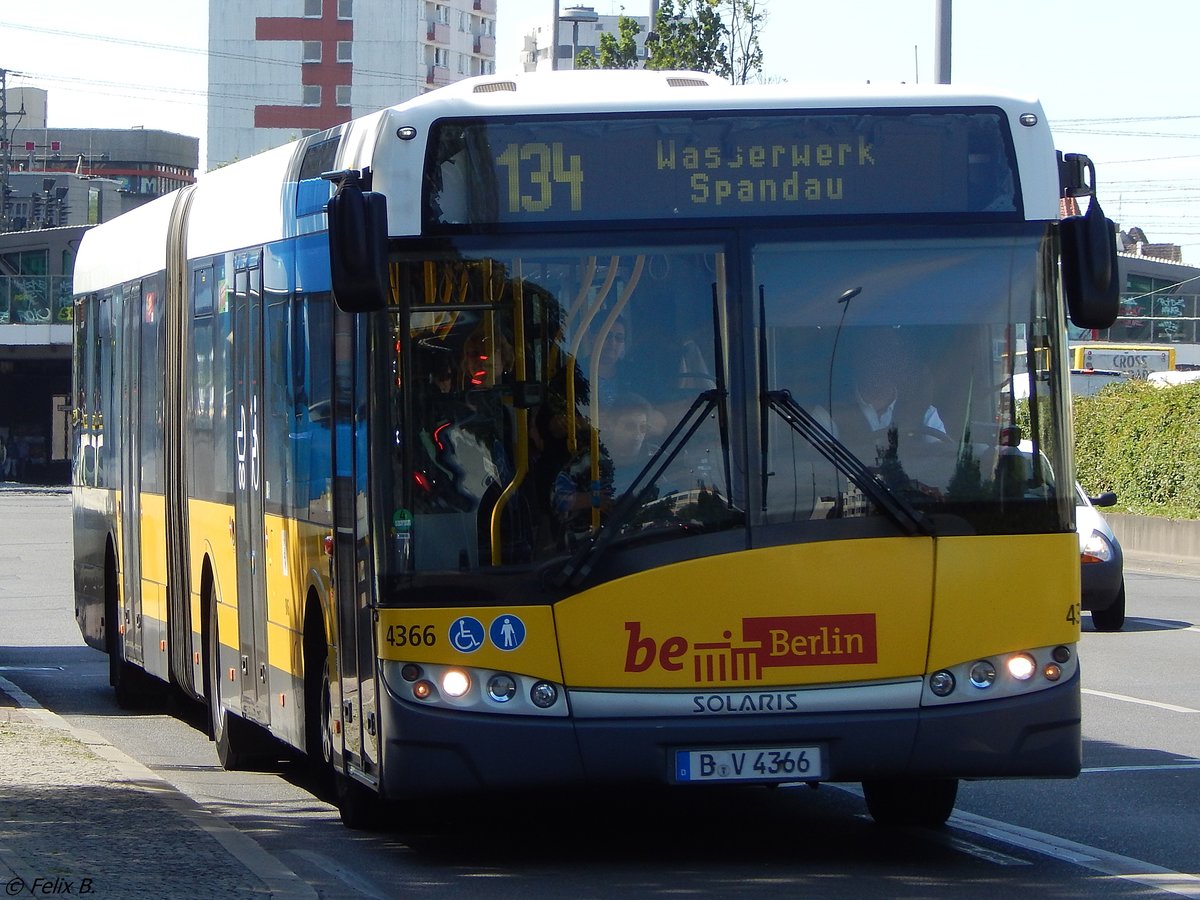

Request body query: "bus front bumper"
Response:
[377, 672, 1080, 798]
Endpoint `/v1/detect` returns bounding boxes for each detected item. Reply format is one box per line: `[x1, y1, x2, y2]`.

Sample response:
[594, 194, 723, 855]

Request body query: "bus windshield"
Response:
[386, 241, 743, 575]
[380, 226, 1071, 578]
[754, 228, 1072, 538]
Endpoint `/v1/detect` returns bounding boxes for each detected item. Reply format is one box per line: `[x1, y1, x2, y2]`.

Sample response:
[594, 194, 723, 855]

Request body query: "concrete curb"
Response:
[0, 675, 317, 900]
[1107, 513, 1200, 578]
[1107, 513, 1200, 563]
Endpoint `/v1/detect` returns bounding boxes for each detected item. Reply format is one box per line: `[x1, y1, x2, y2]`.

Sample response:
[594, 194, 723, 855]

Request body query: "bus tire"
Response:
[106, 553, 161, 710]
[207, 594, 254, 771]
[303, 620, 335, 794]
[335, 769, 386, 831]
[862, 777, 958, 827]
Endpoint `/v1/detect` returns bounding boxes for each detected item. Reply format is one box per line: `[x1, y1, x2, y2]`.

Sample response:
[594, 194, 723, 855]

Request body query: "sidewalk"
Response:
[1123, 548, 1200, 580]
[0, 679, 314, 899]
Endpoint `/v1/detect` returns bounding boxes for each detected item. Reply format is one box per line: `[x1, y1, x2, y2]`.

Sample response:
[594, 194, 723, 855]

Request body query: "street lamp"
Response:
[559, 6, 598, 70]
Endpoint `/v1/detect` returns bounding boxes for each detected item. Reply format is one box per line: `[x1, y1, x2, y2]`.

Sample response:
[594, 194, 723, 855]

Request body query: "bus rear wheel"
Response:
[862, 778, 958, 827]
[106, 557, 162, 710]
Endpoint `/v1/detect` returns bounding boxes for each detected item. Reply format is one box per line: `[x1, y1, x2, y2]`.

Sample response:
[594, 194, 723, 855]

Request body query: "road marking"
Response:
[289, 849, 393, 900]
[833, 784, 1200, 893]
[1083, 763, 1200, 774]
[949, 809, 1200, 898]
[0, 674, 317, 899]
[942, 835, 1031, 866]
[1083, 688, 1200, 714]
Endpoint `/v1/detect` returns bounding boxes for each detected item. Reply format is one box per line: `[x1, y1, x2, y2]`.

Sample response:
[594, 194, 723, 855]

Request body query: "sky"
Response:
[2, 0, 1198, 258]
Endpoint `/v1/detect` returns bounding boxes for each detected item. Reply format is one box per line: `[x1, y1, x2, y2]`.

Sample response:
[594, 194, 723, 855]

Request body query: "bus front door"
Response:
[231, 254, 270, 724]
[330, 309, 380, 781]
[116, 281, 143, 669]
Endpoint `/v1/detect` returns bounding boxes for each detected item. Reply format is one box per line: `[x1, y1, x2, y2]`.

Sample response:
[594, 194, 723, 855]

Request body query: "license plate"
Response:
[674, 746, 823, 783]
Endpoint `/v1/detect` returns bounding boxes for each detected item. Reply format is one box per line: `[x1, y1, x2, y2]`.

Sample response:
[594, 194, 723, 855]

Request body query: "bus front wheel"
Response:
[862, 778, 958, 827]
[207, 597, 254, 770]
[303, 624, 384, 829]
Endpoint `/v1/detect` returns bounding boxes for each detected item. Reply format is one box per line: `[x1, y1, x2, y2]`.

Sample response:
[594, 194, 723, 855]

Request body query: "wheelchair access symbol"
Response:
[449, 616, 485, 653]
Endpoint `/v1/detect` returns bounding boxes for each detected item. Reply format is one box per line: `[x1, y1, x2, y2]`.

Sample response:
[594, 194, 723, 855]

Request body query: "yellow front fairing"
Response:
[376, 532, 1079, 696]
[378, 606, 564, 682]
[556, 539, 935, 690]
[928, 532, 1079, 671]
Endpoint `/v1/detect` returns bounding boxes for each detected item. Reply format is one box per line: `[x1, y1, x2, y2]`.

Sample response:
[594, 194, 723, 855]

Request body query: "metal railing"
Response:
[1082, 292, 1200, 345]
[0, 275, 74, 325]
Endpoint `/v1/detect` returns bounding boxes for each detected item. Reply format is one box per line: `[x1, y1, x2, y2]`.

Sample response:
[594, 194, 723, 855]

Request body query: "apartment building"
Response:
[207, 0, 497, 170]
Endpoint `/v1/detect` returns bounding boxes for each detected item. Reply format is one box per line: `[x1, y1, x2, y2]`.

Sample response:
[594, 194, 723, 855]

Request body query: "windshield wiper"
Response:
[764, 388, 931, 536]
[757, 287, 929, 536]
[552, 388, 724, 588]
[552, 283, 735, 589]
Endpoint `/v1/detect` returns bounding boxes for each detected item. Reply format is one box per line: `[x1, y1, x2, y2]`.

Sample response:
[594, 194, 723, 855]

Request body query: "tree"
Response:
[599, 13, 644, 69]
[725, 0, 766, 85]
[645, 0, 767, 85]
[575, 10, 642, 70]
[645, 0, 729, 78]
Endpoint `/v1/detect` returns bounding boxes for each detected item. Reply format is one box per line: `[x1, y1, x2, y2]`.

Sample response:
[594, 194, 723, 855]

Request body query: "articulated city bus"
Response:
[71, 70, 1118, 827]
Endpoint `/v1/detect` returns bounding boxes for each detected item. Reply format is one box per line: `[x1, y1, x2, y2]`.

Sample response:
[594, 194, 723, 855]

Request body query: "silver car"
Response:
[1077, 484, 1125, 631]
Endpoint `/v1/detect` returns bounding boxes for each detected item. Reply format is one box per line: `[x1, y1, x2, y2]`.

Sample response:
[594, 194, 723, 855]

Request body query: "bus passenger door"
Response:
[330, 309, 379, 778]
[117, 281, 143, 667]
[232, 254, 270, 723]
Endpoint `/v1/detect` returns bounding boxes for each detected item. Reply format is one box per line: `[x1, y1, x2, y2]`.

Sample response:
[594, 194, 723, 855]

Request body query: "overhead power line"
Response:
[1, 20, 435, 84]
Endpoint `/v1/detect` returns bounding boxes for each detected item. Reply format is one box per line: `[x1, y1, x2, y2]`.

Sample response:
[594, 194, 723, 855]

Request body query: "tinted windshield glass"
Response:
[383, 242, 743, 574]
[754, 229, 1072, 535]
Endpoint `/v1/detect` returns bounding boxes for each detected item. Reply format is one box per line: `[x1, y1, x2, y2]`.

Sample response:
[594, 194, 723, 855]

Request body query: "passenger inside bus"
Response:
[551, 392, 661, 544]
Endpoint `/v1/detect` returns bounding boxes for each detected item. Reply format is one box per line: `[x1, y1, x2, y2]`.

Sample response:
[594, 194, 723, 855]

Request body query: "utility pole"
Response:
[934, 0, 952, 84]
[550, 1, 561, 70]
[1, 68, 12, 232]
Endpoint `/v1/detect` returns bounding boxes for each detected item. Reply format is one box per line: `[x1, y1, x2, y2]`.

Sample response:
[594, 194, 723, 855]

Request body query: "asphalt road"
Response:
[2, 490, 1197, 898]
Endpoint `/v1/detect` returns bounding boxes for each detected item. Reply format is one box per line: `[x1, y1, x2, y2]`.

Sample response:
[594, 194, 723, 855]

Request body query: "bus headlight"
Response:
[969, 660, 997, 689]
[922, 644, 1079, 706]
[1006, 653, 1036, 681]
[530, 681, 558, 709]
[381, 661, 567, 716]
[487, 674, 517, 703]
[441, 669, 471, 698]
[929, 670, 956, 697]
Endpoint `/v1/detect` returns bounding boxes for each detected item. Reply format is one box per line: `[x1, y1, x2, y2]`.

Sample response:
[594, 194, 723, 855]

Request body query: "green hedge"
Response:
[1073, 380, 1200, 518]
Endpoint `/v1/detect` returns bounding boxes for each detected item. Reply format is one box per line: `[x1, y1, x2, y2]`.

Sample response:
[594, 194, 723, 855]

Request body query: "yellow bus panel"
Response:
[927, 532, 1079, 671]
[555, 539, 936, 690]
[188, 497, 239, 614]
[138, 492, 168, 587]
[377, 606, 564, 682]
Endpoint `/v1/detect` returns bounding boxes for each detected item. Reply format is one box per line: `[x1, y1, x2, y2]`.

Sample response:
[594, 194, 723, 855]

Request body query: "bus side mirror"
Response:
[1059, 154, 1119, 330]
[327, 175, 390, 313]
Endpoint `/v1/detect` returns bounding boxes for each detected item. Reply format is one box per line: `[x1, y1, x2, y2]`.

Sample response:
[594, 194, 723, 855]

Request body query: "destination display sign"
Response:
[424, 109, 1020, 227]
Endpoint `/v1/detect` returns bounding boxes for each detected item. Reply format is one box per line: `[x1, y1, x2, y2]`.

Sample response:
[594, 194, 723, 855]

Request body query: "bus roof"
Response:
[75, 71, 1061, 294]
